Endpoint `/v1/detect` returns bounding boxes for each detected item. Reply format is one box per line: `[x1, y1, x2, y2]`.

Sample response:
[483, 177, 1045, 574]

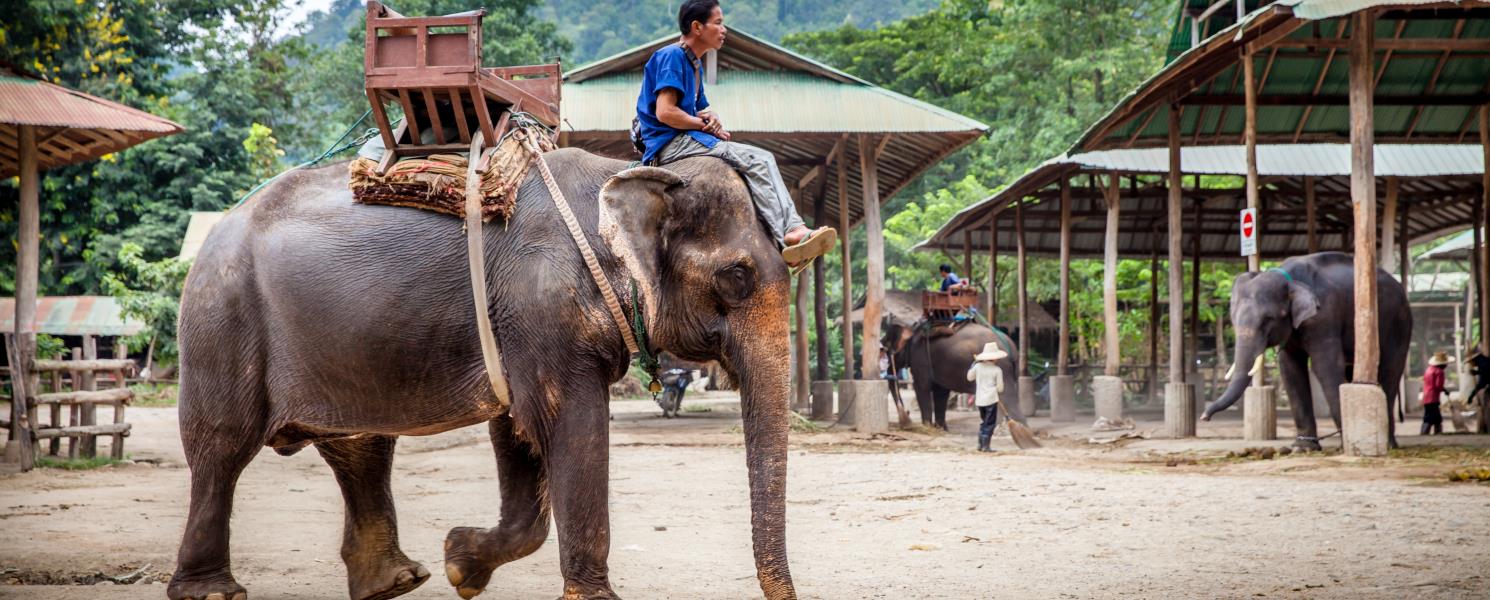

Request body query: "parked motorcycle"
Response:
[656, 368, 692, 418]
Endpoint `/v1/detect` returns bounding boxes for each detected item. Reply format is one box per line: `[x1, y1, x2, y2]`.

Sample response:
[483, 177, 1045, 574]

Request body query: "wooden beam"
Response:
[1103, 172, 1121, 377]
[1381, 177, 1399, 272]
[1058, 177, 1072, 376]
[989, 213, 1000, 325]
[859, 134, 886, 380]
[813, 190, 830, 382]
[1481, 105, 1490, 357]
[962, 229, 973, 289]
[794, 267, 810, 410]
[12, 125, 39, 470]
[1306, 176, 1319, 253]
[1167, 104, 1187, 388]
[1350, 10, 1380, 384]
[837, 159, 854, 380]
[1269, 37, 1490, 51]
[1181, 93, 1490, 106]
[1403, 19, 1466, 138]
[1245, 50, 1262, 273]
[1016, 196, 1029, 377]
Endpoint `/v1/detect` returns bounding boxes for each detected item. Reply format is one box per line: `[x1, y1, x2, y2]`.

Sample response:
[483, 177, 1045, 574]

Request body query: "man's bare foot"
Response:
[782, 226, 837, 266]
[783, 225, 824, 246]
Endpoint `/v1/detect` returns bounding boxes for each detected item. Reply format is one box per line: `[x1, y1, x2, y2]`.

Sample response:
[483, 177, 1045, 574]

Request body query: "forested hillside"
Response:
[2, 0, 1210, 370]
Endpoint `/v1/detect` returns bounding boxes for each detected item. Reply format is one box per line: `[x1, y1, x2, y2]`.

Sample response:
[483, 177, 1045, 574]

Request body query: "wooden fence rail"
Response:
[4, 338, 135, 466]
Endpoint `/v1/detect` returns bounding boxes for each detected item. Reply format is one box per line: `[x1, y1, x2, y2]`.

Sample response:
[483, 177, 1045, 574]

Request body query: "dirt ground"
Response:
[2, 392, 1489, 599]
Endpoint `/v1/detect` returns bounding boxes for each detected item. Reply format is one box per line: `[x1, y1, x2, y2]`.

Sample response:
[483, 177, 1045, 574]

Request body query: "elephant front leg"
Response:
[931, 385, 951, 431]
[444, 414, 551, 599]
[1304, 343, 1348, 451]
[912, 376, 934, 427]
[317, 435, 429, 600]
[1277, 348, 1318, 449]
[545, 382, 620, 599]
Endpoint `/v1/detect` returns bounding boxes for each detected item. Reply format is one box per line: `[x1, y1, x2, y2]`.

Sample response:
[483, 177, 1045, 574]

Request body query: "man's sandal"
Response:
[782, 227, 837, 266]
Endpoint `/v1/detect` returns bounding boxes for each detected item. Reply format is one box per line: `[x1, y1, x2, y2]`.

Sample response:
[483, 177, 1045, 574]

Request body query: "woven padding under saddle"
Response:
[347, 132, 555, 221]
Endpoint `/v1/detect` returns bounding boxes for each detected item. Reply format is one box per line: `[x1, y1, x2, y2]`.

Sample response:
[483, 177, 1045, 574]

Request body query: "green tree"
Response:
[103, 243, 190, 370]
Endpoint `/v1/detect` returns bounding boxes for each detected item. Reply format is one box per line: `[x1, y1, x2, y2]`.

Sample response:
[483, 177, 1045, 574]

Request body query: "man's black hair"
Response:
[939, 264, 953, 273]
[679, 0, 720, 36]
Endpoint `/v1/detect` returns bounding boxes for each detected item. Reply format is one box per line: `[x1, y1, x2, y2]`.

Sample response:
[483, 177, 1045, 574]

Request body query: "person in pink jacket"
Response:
[1420, 351, 1451, 435]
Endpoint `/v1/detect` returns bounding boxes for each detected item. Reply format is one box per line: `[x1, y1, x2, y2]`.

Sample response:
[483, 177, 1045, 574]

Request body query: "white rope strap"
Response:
[463, 130, 512, 408]
[516, 129, 642, 356]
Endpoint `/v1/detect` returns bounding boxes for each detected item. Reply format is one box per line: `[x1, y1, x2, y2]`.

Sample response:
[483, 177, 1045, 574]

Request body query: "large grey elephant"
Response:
[1202, 252, 1412, 450]
[881, 318, 1024, 430]
[168, 152, 797, 600]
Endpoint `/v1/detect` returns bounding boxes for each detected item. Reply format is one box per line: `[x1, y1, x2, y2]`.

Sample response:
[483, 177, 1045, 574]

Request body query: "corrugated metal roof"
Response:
[0, 68, 183, 177]
[0, 296, 145, 336]
[1418, 227, 1479, 260]
[178, 211, 228, 260]
[917, 143, 1482, 261]
[1071, 143, 1485, 176]
[1075, 1, 1490, 151]
[563, 71, 986, 134]
[559, 29, 987, 230]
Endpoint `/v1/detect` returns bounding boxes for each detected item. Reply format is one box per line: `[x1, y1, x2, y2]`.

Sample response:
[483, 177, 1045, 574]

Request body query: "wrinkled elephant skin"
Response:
[169, 151, 798, 600]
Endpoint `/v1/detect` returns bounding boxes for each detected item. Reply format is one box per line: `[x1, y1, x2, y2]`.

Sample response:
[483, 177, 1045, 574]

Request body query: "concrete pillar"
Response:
[837, 380, 858, 426]
[1243, 385, 1277, 440]
[1309, 369, 1331, 420]
[849, 380, 889, 434]
[1050, 375, 1075, 422]
[811, 381, 836, 420]
[1018, 376, 1036, 418]
[1093, 375, 1124, 421]
[1340, 383, 1389, 456]
[1165, 383, 1196, 437]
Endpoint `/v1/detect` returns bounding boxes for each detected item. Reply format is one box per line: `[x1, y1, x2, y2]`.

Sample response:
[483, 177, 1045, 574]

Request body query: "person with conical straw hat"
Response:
[1420, 351, 1452, 435]
[967, 342, 1008, 452]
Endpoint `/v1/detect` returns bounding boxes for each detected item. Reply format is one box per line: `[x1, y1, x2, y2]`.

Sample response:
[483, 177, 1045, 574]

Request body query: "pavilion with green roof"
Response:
[559, 30, 988, 421]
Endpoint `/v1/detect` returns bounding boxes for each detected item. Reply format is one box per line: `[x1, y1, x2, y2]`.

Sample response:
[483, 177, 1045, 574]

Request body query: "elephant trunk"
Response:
[727, 290, 797, 600]
[1203, 336, 1264, 421]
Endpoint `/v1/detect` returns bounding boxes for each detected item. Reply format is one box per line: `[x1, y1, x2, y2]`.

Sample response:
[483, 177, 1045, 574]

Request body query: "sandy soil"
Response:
[2, 393, 1488, 599]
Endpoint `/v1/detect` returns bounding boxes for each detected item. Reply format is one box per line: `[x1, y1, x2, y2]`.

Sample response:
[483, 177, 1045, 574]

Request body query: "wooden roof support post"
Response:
[837, 160, 854, 380]
[1350, 10, 1380, 385]
[962, 230, 973, 288]
[1474, 199, 1484, 352]
[813, 196, 829, 381]
[1167, 104, 1186, 386]
[10, 125, 38, 470]
[1149, 247, 1160, 402]
[1380, 177, 1399, 273]
[987, 217, 998, 319]
[1481, 105, 1490, 358]
[1306, 176, 1319, 254]
[1399, 202, 1411, 293]
[1016, 197, 1029, 377]
[1103, 172, 1121, 378]
[1245, 48, 1261, 273]
[794, 266, 810, 410]
[858, 134, 886, 380]
[1058, 177, 1072, 376]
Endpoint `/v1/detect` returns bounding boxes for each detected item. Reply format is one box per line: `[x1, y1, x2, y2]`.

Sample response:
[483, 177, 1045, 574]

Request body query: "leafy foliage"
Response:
[103, 243, 190, 365]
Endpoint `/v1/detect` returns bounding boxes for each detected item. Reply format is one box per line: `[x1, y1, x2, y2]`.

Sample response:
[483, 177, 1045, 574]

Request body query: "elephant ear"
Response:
[1287, 281, 1320, 329]
[598, 167, 687, 324]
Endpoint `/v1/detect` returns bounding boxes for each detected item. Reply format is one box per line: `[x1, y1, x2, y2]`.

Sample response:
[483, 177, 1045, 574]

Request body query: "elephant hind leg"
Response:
[168, 385, 265, 600]
[317, 435, 429, 600]
[444, 414, 551, 599]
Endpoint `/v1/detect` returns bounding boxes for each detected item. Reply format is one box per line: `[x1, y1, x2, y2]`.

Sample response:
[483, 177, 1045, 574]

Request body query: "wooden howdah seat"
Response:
[922, 289, 979, 321]
[363, 0, 561, 173]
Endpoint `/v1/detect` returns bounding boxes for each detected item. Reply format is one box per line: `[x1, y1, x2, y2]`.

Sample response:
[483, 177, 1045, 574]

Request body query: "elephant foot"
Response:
[167, 573, 247, 600]
[445, 527, 497, 599]
[560, 582, 621, 600]
[345, 550, 429, 600]
[1291, 437, 1322, 452]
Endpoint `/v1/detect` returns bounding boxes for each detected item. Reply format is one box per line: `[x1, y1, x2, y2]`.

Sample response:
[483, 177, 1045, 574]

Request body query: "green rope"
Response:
[631, 281, 661, 394]
[233, 109, 380, 207]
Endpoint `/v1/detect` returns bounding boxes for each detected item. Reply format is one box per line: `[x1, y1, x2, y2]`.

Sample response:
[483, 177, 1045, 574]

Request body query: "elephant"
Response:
[1201, 251, 1412, 450]
[168, 151, 797, 600]
[881, 318, 1025, 430]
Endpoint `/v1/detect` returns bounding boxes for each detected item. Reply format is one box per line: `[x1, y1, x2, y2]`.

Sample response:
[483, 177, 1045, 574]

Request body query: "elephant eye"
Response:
[712, 263, 755, 307]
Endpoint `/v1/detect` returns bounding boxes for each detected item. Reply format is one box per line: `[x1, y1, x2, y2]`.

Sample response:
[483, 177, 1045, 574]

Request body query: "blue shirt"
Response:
[636, 44, 717, 164]
[940, 273, 962, 291]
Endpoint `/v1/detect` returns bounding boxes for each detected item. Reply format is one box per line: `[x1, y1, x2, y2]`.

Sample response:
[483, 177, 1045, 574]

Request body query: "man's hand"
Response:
[701, 112, 731, 140]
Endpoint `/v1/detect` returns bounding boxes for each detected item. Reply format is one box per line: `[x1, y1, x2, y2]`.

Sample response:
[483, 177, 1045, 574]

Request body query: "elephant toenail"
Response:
[397, 571, 413, 586]
[415, 565, 430, 579]
[458, 586, 483, 599]
[445, 563, 465, 587]
[230, 594, 247, 600]
[205, 594, 226, 600]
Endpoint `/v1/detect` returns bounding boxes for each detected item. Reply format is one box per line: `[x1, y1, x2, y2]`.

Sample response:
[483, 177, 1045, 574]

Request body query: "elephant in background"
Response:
[1202, 252, 1412, 450]
[882, 318, 1025, 430]
[169, 152, 798, 600]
